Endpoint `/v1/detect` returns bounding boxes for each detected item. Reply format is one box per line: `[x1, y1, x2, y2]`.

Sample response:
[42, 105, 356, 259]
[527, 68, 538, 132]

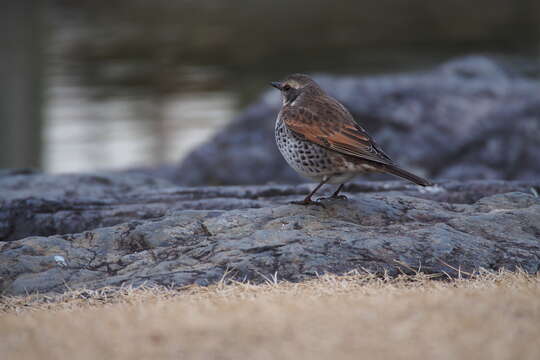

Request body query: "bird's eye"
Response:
[283, 84, 291, 91]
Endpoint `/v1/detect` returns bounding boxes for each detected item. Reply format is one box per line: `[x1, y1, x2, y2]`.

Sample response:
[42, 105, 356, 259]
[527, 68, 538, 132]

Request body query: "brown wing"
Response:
[280, 97, 393, 165]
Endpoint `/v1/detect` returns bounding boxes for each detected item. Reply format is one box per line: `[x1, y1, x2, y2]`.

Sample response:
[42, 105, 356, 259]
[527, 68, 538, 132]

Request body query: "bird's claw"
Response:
[290, 199, 326, 208]
[317, 194, 348, 201]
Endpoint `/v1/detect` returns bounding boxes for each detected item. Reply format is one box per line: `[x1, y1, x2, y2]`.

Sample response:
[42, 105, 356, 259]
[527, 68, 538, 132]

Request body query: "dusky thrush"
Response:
[271, 74, 432, 206]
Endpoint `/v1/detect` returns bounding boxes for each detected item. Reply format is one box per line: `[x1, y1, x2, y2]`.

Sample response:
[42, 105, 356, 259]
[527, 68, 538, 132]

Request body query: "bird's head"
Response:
[270, 74, 323, 106]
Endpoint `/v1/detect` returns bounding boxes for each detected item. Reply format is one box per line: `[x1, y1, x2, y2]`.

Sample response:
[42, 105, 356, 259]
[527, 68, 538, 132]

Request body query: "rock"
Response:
[1, 172, 539, 295]
[171, 56, 540, 185]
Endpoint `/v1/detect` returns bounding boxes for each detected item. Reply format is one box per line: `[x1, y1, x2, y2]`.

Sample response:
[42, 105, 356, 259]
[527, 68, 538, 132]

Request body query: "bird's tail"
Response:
[381, 164, 433, 186]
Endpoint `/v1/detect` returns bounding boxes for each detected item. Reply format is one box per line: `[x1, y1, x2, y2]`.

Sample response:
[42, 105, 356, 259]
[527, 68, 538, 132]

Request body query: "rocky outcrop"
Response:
[172, 56, 540, 185]
[1, 172, 539, 295]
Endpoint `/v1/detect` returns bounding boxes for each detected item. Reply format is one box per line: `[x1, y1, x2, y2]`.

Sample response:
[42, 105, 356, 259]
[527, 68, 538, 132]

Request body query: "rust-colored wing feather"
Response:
[280, 97, 393, 165]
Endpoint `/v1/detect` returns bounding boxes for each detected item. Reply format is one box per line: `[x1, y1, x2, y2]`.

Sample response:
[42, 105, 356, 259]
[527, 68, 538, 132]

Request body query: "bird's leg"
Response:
[318, 184, 348, 201]
[291, 177, 330, 207]
[330, 184, 348, 199]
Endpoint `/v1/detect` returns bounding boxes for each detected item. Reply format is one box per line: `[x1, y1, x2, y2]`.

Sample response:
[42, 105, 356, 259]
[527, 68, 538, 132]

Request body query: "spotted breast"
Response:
[275, 116, 363, 185]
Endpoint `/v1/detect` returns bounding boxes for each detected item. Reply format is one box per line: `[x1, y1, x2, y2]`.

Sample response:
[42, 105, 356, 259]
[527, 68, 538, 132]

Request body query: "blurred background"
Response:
[1, 0, 539, 178]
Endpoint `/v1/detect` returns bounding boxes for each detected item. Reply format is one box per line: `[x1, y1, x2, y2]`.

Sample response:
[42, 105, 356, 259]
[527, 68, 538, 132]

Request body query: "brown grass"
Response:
[1, 270, 539, 360]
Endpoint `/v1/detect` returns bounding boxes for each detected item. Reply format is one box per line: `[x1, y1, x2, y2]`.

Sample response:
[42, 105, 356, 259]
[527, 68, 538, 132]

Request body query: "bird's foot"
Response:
[290, 198, 326, 208]
[317, 194, 348, 201]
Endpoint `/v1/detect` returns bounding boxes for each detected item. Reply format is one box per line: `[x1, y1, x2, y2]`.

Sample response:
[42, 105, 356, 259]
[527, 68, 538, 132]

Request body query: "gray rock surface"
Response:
[172, 56, 540, 185]
[1, 172, 539, 295]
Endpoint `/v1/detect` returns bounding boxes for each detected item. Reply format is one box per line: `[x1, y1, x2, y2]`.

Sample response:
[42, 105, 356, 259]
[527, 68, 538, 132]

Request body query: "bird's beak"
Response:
[270, 81, 282, 90]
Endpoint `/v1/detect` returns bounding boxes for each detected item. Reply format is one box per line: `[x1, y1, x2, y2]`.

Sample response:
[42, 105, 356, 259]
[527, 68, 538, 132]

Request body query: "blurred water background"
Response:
[1, 0, 539, 173]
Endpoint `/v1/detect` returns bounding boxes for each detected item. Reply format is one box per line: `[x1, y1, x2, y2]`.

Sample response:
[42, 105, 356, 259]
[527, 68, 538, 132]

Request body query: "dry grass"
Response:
[1, 270, 539, 360]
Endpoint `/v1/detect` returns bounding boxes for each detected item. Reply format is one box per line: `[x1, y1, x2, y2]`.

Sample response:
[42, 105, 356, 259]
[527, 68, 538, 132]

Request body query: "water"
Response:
[8, 1, 540, 173]
[44, 83, 235, 172]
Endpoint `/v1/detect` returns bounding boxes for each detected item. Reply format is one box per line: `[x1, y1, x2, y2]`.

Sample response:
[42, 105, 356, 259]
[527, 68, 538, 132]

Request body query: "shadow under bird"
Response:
[271, 74, 433, 206]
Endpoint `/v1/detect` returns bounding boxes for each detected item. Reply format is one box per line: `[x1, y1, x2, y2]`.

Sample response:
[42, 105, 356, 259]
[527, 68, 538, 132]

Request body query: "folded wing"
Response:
[280, 99, 393, 165]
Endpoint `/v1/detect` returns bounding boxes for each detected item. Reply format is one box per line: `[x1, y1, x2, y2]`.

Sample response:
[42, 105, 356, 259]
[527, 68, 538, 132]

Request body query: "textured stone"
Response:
[1, 172, 539, 295]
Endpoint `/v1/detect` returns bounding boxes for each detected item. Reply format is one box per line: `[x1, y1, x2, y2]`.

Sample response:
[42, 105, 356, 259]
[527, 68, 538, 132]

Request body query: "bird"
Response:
[271, 73, 433, 206]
